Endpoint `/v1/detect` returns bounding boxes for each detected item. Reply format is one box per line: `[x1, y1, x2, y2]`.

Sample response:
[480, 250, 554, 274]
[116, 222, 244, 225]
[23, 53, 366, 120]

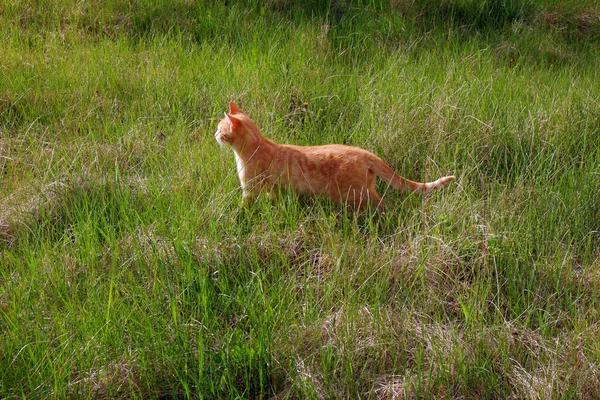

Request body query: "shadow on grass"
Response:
[9, 0, 598, 50]
[0, 178, 151, 250]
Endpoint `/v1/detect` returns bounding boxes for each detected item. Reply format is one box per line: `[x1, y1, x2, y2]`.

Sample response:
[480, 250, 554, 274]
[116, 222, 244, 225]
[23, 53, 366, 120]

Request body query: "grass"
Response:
[1, 0, 599, 398]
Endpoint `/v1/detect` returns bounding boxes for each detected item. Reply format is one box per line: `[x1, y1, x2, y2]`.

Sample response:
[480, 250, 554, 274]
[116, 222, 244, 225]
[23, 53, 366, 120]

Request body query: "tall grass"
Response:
[1, 0, 599, 398]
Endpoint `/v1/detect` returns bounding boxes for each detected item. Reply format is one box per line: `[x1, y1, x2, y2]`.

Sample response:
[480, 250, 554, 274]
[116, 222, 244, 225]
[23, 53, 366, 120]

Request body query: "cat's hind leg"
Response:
[340, 185, 371, 210]
[329, 184, 380, 211]
[367, 187, 385, 212]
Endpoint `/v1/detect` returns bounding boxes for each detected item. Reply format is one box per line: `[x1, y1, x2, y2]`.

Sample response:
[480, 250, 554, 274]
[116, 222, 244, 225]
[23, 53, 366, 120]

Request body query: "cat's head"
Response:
[215, 102, 257, 150]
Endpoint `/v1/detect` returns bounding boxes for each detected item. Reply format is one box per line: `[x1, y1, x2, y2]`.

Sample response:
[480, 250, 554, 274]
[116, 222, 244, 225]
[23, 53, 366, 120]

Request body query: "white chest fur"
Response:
[234, 152, 246, 188]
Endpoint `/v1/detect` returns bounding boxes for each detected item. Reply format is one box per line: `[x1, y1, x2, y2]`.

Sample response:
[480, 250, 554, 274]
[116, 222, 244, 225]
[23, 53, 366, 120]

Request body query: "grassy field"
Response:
[1, 0, 599, 398]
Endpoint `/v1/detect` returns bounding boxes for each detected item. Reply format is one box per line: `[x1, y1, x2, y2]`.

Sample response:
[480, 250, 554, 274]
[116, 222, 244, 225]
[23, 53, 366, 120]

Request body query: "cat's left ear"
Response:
[225, 113, 240, 130]
[229, 102, 243, 115]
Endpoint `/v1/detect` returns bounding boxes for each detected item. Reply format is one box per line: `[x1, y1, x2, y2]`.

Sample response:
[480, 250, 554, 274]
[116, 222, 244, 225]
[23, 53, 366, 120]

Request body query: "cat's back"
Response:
[276, 143, 377, 177]
[282, 143, 374, 159]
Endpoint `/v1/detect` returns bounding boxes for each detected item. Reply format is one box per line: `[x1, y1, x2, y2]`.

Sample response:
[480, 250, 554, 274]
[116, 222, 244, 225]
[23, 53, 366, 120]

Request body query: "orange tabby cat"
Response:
[215, 102, 455, 210]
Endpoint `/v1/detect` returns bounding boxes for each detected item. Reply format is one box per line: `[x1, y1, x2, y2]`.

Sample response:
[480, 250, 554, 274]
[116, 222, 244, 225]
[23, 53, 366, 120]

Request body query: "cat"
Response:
[215, 102, 455, 210]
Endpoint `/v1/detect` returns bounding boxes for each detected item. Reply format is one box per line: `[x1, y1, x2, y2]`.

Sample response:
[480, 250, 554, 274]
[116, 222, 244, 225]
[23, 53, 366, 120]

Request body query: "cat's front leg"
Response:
[242, 190, 256, 206]
[265, 188, 280, 202]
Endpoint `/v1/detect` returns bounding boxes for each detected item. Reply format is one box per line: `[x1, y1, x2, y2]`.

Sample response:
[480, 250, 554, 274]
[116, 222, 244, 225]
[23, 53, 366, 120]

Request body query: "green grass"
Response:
[1, 0, 599, 398]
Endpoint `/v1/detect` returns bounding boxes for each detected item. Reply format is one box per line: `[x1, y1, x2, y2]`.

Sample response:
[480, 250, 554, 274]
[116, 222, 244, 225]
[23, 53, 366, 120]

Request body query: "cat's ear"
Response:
[229, 102, 243, 115]
[225, 112, 240, 130]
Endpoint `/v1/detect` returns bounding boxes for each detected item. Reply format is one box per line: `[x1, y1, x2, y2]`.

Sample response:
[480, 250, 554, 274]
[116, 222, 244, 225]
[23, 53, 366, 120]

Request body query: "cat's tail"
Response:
[369, 156, 455, 193]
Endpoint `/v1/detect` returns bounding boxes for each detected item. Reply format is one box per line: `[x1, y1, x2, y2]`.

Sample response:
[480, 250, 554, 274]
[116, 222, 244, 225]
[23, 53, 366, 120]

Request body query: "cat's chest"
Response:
[234, 153, 246, 186]
[234, 147, 276, 188]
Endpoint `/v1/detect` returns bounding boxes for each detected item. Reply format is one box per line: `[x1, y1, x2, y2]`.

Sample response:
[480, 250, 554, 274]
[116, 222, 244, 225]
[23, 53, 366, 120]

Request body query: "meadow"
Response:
[1, 0, 599, 398]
